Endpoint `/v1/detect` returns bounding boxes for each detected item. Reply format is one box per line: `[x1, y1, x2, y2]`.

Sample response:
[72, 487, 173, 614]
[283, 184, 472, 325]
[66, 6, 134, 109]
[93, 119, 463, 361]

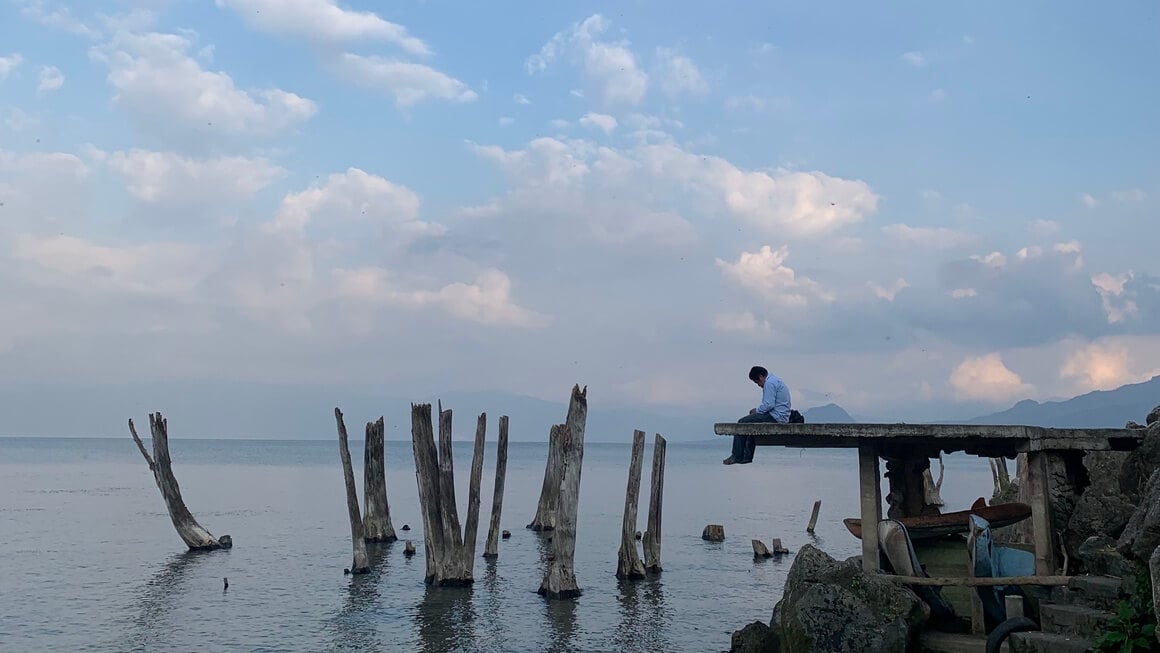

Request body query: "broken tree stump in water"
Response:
[752, 540, 772, 558]
[410, 403, 488, 586]
[642, 433, 666, 574]
[484, 415, 510, 558]
[807, 500, 822, 533]
[702, 524, 725, 542]
[362, 416, 397, 543]
[335, 408, 371, 575]
[539, 385, 588, 599]
[616, 429, 647, 580]
[129, 413, 230, 551]
[528, 423, 565, 531]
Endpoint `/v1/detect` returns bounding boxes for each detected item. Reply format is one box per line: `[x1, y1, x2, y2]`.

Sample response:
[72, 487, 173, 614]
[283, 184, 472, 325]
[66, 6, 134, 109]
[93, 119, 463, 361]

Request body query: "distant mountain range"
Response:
[803, 403, 855, 423]
[964, 375, 1160, 428]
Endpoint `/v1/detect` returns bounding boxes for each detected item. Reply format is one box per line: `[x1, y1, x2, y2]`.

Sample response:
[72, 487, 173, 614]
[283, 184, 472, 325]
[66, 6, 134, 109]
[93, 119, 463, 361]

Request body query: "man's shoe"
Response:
[737, 458, 753, 464]
[722, 457, 737, 465]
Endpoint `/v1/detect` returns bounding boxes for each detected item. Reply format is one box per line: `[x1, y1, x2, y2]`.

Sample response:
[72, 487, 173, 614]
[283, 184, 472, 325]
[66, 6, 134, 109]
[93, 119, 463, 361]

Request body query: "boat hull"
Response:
[843, 503, 1032, 541]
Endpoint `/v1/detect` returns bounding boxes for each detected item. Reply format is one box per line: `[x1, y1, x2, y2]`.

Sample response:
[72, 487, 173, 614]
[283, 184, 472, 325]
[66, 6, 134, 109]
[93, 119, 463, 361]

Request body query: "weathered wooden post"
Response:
[923, 453, 946, 508]
[528, 423, 565, 531]
[617, 429, 647, 580]
[335, 408, 371, 574]
[363, 416, 397, 543]
[540, 385, 588, 599]
[807, 500, 822, 533]
[642, 434, 666, 574]
[410, 403, 488, 585]
[484, 416, 510, 558]
[128, 412, 231, 551]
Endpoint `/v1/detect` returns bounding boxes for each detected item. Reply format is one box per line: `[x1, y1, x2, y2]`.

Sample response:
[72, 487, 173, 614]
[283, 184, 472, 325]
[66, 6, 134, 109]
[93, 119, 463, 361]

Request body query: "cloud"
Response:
[716, 246, 833, 306]
[498, 116, 514, 126]
[215, 0, 429, 55]
[882, 223, 977, 248]
[1029, 219, 1059, 236]
[712, 311, 775, 336]
[1113, 188, 1146, 203]
[869, 278, 909, 301]
[13, 1, 97, 38]
[1080, 193, 1098, 208]
[90, 31, 317, 137]
[0, 54, 23, 80]
[1060, 341, 1160, 392]
[655, 47, 708, 97]
[269, 167, 438, 240]
[1092, 271, 1139, 324]
[101, 149, 287, 204]
[950, 288, 977, 299]
[900, 51, 927, 67]
[1, 107, 39, 132]
[334, 54, 477, 107]
[725, 95, 767, 112]
[513, 93, 531, 105]
[949, 353, 1034, 402]
[929, 88, 948, 102]
[526, 14, 648, 106]
[36, 65, 64, 92]
[579, 112, 617, 134]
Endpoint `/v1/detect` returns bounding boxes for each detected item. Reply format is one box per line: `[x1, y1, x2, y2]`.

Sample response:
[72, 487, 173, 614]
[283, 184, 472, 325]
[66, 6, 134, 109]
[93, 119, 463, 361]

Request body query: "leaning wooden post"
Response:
[642, 433, 666, 574]
[410, 403, 445, 584]
[484, 416, 510, 558]
[129, 413, 231, 551]
[437, 402, 464, 553]
[461, 412, 488, 571]
[807, 500, 822, 533]
[528, 423, 565, 531]
[363, 416, 397, 543]
[616, 429, 647, 580]
[540, 384, 588, 599]
[335, 408, 371, 574]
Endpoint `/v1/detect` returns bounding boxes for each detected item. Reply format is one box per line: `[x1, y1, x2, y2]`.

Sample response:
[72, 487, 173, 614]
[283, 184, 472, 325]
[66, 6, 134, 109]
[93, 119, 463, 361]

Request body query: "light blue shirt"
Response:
[756, 374, 792, 422]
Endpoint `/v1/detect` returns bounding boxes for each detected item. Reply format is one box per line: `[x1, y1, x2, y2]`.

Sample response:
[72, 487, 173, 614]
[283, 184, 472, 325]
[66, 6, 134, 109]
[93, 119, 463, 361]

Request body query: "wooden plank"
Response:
[1027, 451, 1056, 576]
[883, 575, 1072, 587]
[858, 443, 882, 573]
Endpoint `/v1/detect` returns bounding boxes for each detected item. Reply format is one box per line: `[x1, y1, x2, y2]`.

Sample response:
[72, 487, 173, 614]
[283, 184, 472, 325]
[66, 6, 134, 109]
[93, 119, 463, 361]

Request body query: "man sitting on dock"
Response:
[723, 366, 792, 465]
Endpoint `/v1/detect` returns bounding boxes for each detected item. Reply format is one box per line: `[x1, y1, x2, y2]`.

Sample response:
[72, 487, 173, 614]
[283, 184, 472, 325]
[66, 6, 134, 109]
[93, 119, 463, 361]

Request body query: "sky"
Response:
[0, 0, 1158, 429]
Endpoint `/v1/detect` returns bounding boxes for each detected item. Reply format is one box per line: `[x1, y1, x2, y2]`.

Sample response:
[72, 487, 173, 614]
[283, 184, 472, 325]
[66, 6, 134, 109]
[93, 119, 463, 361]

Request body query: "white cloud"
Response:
[1080, 193, 1098, 208]
[725, 95, 766, 112]
[37, 65, 64, 92]
[14, 1, 97, 38]
[579, 112, 617, 134]
[0, 54, 23, 80]
[929, 88, 948, 102]
[91, 31, 317, 136]
[215, 0, 429, 55]
[102, 149, 286, 204]
[335, 54, 477, 107]
[970, 251, 1007, 269]
[1112, 188, 1146, 203]
[1028, 219, 1059, 236]
[950, 288, 978, 299]
[949, 353, 1034, 402]
[526, 14, 648, 106]
[901, 51, 927, 67]
[1060, 341, 1159, 392]
[712, 311, 774, 335]
[1091, 271, 1138, 324]
[882, 223, 977, 248]
[513, 93, 531, 105]
[716, 246, 832, 306]
[498, 116, 515, 126]
[2, 107, 39, 132]
[655, 47, 708, 97]
[869, 278, 909, 301]
[549, 118, 570, 130]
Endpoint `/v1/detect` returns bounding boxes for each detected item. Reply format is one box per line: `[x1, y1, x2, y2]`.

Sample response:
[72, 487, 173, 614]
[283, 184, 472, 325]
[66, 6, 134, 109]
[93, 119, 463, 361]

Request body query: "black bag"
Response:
[789, 409, 805, 423]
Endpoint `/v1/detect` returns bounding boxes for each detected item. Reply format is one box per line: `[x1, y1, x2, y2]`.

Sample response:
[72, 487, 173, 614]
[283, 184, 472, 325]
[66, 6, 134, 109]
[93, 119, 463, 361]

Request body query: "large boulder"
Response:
[772, 545, 928, 653]
[1120, 422, 1160, 501]
[1147, 404, 1160, 426]
[730, 621, 779, 653]
[1078, 535, 1131, 577]
[1118, 469, 1160, 562]
[1066, 491, 1137, 561]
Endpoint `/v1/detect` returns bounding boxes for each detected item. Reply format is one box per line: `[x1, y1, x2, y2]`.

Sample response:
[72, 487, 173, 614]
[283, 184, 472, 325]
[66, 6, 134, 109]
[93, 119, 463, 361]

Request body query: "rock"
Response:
[635, 530, 642, 541]
[1118, 469, 1160, 562]
[703, 524, 725, 541]
[753, 540, 772, 558]
[1120, 422, 1160, 500]
[403, 540, 416, 557]
[217, 534, 233, 549]
[401, 524, 411, 531]
[1078, 536, 1131, 578]
[1148, 404, 1160, 426]
[1151, 547, 1160, 643]
[1065, 490, 1136, 563]
[730, 621, 779, 653]
[1128, 421, 1145, 429]
[772, 545, 928, 653]
[502, 529, 511, 539]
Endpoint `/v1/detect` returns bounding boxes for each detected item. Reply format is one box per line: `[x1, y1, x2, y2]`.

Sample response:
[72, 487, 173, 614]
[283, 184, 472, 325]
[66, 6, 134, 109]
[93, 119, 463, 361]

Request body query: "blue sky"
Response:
[0, 0, 1158, 425]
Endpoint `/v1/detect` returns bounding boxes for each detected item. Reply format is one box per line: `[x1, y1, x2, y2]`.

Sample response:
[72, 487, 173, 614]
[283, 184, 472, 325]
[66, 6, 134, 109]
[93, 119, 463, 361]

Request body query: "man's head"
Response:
[748, 365, 768, 387]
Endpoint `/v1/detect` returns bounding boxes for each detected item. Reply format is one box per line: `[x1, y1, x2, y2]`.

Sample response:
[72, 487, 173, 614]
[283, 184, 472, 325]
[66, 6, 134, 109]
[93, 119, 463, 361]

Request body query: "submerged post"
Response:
[616, 429, 647, 580]
[528, 423, 565, 531]
[335, 408, 371, 574]
[540, 385, 588, 599]
[484, 416, 510, 558]
[642, 433, 666, 574]
[363, 416, 397, 543]
[129, 413, 231, 551]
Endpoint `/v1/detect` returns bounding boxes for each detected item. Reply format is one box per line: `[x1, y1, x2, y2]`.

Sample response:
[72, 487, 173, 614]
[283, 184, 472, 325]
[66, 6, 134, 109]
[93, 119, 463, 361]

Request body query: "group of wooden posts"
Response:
[126, 384, 670, 600]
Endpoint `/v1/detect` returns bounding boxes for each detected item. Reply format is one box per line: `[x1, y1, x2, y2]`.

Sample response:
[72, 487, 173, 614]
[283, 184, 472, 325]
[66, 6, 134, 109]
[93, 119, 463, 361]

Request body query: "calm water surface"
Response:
[0, 435, 994, 652]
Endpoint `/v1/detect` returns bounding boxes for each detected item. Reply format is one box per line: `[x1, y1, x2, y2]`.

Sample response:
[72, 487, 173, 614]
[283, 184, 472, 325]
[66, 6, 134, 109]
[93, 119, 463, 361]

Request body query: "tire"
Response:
[986, 616, 1038, 653]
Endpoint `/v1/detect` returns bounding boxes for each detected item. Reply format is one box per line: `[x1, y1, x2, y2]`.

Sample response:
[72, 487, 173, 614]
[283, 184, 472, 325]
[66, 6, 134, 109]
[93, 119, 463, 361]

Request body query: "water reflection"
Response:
[119, 550, 219, 652]
[612, 578, 670, 652]
[415, 584, 477, 652]
[325, 543, 391, 652]
[543, 596, 579, 653]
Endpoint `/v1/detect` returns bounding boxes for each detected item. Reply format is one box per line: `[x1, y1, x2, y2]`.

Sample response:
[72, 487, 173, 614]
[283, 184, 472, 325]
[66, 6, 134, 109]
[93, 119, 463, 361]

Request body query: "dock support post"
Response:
[1027, 450, 1056, 575]
[858, 442, 882, 573]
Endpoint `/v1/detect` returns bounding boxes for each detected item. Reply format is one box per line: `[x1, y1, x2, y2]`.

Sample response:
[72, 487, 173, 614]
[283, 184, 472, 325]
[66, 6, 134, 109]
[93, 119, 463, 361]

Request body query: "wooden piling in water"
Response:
[807, 500, 822, 533]
[462, 412, 487, 566]
[335, 408, 371, 574]
[616, 429, 647, 580]
[484, 416, 510, 558]
[528, 423, 565, 531]
[539, 385, 588, 599]
[129, 412, 231, 551]
[363, 416, 397, 543]
[642, 434, 666, 574]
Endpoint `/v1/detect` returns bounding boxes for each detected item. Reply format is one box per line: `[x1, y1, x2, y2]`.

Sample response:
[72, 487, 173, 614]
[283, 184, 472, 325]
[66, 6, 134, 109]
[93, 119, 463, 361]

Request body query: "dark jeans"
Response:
[732, 412, 777, 462]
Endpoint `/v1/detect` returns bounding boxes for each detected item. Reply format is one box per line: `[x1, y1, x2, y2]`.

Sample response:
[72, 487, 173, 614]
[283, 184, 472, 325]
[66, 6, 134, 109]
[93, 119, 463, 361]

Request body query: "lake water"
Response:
[0, 435, 996, 652]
